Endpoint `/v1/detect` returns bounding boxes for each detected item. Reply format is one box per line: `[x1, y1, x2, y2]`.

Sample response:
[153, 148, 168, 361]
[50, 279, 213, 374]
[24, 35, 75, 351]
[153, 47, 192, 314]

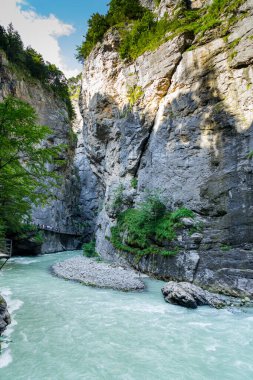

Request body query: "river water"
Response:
[0, 251, 253, 380]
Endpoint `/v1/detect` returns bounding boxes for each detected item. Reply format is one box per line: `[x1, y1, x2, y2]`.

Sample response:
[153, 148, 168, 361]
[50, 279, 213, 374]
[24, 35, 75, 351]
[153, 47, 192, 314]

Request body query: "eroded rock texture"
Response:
[161, 281, 227, 309]
[0, 295, 11, 335]
[77, 0, 253, 297]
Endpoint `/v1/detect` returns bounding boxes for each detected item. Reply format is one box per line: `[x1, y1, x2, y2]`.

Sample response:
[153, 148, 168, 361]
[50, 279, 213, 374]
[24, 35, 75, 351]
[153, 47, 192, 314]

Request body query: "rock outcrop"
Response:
[161, 281, 228, 309]
[0, 295, 11, 335]
[76, 0, 253, 298]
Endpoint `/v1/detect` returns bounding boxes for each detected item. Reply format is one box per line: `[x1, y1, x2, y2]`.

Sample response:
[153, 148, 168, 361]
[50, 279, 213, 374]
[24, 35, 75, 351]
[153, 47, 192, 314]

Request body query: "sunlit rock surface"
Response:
[76, 0, 253, 297]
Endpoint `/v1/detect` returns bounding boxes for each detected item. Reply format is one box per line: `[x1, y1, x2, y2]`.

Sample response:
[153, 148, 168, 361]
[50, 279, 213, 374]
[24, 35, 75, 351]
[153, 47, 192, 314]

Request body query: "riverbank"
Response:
[52, 256, 145, 291]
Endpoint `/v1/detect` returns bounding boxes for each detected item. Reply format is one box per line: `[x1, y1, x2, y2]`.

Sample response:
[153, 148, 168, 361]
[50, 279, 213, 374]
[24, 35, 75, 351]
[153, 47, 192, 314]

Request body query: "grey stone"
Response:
[75, 1, 253, 300]
[181, 217, 195, 226]
[0, 295, 11, 335]
[161, 281, 227, 309]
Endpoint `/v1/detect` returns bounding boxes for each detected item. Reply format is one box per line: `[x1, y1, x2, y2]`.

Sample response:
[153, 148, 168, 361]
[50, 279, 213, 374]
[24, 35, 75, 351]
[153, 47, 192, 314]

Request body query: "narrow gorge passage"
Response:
[0, 252, 253, 380]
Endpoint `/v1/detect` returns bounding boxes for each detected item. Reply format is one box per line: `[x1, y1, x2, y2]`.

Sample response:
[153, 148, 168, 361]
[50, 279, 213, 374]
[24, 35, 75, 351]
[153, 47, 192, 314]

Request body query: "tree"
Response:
[0, 24, 73, 119]
[0, 97, 64, 235]
[107, 0, 145, 24]
[76, 13, 110, 61]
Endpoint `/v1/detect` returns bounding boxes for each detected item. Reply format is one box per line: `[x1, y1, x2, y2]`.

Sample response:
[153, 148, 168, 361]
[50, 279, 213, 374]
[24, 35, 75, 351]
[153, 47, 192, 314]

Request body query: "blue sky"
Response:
[0, 0, 109, 77]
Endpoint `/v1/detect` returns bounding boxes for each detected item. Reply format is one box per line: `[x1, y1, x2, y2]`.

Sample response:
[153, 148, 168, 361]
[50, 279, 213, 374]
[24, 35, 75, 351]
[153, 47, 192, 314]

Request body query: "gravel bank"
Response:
[52, 256, 145, 291]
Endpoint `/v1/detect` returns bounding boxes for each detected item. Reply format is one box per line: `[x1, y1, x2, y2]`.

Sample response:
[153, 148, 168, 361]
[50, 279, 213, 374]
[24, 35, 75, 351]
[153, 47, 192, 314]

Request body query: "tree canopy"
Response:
[0, 24, 74, 119]
[76, 0, 247, 61]
[0, 97, 64, 237]
[76, 0, 146, 60]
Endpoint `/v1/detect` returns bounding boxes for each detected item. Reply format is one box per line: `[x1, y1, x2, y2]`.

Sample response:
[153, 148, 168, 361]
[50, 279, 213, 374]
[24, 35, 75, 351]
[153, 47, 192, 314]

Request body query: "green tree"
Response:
[0, 24, 74, 119]
[76, 13, 110, 60]
[0, 97, 64, 235]
[108, 0, 145, 24]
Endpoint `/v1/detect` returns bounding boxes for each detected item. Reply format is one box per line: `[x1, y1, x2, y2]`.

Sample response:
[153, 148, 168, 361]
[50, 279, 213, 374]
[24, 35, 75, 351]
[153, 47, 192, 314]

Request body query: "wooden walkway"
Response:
[0, 239, 12, 269]
[37, 225, 82, 237]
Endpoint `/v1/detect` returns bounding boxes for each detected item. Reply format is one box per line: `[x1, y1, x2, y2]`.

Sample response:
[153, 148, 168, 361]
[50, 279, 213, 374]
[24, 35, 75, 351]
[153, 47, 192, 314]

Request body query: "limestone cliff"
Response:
[77, 0, 253, 297]
[0, 51, 81, 253]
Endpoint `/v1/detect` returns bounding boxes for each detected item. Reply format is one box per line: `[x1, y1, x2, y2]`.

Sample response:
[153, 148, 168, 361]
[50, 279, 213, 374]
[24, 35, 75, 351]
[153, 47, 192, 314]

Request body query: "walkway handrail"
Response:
[0, 239, 12, 270]
[0, 239, 12, 258]
[36, 225, 81, 236]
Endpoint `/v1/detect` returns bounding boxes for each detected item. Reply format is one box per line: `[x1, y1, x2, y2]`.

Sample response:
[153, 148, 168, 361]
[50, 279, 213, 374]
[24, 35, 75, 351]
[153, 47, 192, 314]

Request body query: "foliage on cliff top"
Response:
[0, 24, 74, 119]
[110, 192, 194, 259]
[77, 0, 247, 61]
[76, 0, 146, 60]
[0, 97, 64, 235]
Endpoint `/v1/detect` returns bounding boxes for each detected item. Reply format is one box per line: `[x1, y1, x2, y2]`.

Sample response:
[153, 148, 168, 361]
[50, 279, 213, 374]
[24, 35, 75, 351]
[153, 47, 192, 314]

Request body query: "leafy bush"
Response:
[110, 184, 124, 215]
[32, 231, 45, 244]
[110, 192, 194, 259]
[108, 0, 145, 25]
[76, 0, 147, 60]
[131, 178, 138, 189]
[82, 240, 99, 257]
[127, 85, 144, 107]
[76, 13, 110, 60]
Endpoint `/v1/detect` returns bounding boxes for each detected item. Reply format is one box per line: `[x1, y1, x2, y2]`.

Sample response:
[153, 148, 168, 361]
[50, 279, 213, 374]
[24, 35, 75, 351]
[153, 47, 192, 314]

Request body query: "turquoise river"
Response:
[0, 251, 253, 380]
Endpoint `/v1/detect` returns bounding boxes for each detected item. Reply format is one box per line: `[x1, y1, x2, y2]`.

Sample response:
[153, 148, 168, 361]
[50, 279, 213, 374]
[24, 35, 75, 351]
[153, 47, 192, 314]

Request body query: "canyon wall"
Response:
[77, 0, 253, 296]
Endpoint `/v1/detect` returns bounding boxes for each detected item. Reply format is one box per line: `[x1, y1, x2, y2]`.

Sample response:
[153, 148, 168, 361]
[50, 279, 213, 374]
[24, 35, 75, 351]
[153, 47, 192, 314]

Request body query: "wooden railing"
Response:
[0, 239, 12, 269]
[0, 239, 12, 258]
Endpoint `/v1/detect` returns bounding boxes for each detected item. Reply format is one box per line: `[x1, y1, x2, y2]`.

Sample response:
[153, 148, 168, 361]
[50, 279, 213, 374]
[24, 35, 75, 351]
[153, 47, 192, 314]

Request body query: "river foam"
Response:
[0, 288, 23, 369]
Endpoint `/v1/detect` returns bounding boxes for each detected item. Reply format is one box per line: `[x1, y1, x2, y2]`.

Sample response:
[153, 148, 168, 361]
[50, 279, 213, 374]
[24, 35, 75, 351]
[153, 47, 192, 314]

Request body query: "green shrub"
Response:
[76, 0, 146, 60]
[131, 178, 138, 189]
[83, 240, 99, 257]
[220, 244, 231, 252]
[154, 0, 161, 6]
[32, 231, 45, 244]
[247, 151, 253, 159]
[110, 192, 194, 258]
[110, 184, 124, 215]
[127, 85, 144, 107]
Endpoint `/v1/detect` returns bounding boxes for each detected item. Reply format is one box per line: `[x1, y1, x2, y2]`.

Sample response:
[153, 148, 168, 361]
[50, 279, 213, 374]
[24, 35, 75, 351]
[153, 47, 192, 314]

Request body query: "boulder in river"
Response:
[0, 294, 11, 335]
[161, 281, 228, 309]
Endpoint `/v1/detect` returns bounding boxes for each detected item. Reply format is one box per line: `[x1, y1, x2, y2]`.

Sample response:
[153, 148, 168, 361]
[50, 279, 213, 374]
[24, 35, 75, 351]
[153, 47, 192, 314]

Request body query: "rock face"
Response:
[0, 295, 11, 335]
[76, 0, 253, 298]
[0, 51, 81, 253]
[161, 281, 227, 309]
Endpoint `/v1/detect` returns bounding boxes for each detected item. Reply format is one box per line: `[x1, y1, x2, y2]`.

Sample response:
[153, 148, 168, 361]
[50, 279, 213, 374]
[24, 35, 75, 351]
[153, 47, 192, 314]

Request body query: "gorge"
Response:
[0, 0, 253, 376]
[1, 0, 253, 296]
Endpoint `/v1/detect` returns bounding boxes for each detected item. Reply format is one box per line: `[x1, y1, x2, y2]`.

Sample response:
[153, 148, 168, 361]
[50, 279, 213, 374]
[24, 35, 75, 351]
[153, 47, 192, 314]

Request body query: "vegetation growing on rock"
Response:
[82, 240, 99, 258]
[77, 0, 247, 61]
[0, 24, 74, 119]
[110, 192, 194, 259]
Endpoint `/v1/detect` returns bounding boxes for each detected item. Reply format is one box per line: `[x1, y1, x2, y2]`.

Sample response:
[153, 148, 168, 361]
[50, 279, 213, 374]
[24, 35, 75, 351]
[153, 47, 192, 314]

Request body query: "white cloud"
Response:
[0, 0, 80, 77]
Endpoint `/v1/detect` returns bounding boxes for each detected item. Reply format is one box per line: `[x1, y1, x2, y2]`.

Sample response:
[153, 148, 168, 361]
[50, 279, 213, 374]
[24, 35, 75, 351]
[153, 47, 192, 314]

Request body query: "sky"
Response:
[0, 0, 109, 78]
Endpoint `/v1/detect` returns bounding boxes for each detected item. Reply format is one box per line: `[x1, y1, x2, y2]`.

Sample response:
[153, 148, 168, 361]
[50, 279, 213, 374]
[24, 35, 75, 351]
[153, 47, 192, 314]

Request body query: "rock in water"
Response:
[161, 281, 227, 309]
[0, 295, 11, 335]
